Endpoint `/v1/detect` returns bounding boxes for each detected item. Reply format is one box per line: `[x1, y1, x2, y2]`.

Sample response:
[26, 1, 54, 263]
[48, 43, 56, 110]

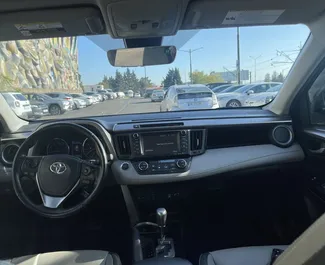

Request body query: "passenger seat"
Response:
[199, 245, 288, 265]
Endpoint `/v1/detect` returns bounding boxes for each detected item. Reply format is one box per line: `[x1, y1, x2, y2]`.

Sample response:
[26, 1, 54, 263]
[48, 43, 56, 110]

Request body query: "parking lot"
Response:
[40, 98, 161, 120]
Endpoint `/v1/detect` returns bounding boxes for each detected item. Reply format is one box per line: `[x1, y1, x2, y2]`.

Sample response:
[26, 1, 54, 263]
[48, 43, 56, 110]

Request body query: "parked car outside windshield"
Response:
[244, 84, 283, 106]
[217, 82, 282, 108]
[160, 85, 218, 111]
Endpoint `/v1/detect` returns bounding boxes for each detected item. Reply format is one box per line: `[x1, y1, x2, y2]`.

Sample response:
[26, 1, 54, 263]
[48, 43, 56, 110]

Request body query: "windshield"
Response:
[0, 25, 309, 120]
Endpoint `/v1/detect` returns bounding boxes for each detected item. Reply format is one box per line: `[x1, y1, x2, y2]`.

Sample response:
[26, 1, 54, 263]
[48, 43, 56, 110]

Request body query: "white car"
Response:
[2, 92, 32, 119]
[217, 82, 282, 108]
[160, 84, 218, 111]
[117, 92, 126, 98]
[151, 90, 164, 102]
[244, 85, 282, 107]
[73, 98, 87, 109]
[134, 92, 141, 98]
[83, 92, 100, 103]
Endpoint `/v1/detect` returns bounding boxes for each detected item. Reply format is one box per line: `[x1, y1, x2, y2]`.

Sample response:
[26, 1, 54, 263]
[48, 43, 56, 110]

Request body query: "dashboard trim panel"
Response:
[111, 144, 304, 184]
[113, 117, 292, 132]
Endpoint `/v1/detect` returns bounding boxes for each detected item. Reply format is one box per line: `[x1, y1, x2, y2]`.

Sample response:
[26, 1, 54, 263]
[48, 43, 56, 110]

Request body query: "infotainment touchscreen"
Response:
[142, 132, 180, 156]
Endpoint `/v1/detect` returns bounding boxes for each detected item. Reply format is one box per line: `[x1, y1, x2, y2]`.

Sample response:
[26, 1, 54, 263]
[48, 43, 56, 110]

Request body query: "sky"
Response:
[78, 24, 310, 86]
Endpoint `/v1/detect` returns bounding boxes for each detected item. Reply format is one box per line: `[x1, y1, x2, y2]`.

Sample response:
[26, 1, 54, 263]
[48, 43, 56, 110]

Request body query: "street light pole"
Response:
[179, 47, 203, 84]
[237, 27, 241, 84]
[189, 49, 192, 84]
[249, 55, 262, 82]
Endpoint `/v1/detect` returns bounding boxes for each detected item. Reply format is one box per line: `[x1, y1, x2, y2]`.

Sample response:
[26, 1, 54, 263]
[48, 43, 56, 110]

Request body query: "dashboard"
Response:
[0, 108, 305, 186]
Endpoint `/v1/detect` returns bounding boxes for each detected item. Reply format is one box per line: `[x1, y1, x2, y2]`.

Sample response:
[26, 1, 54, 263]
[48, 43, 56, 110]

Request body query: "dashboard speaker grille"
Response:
[190, 130, 203, 151]
[116, 135, 131, 155]
[271, 125, 294, 147]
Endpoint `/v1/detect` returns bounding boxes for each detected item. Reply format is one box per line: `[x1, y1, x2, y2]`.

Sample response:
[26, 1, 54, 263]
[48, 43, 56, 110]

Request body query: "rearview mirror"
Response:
[247, 90, 254, 95]
[107, 46, 177, 67]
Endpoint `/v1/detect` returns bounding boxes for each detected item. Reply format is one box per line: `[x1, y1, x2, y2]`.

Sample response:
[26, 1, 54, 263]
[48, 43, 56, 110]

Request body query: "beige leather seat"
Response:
[3, 250, 121, 265]
[199, 245, 288, 265]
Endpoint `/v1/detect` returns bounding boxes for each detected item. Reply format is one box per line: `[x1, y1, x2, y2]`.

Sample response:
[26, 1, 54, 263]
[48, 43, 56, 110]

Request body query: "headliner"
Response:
[0, 0, 322, 41]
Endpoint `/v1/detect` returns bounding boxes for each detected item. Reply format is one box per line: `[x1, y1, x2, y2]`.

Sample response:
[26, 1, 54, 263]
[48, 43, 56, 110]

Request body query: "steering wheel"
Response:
[12, 123, 108, 218]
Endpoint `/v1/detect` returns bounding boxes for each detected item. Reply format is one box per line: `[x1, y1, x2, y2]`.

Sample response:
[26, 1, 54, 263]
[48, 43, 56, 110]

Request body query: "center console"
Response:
[133, 207, 192, 265]
[114, 129, 206, 175]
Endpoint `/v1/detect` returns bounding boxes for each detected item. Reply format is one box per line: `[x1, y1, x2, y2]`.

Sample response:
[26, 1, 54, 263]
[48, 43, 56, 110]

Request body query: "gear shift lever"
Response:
[156, 208, 167, 241]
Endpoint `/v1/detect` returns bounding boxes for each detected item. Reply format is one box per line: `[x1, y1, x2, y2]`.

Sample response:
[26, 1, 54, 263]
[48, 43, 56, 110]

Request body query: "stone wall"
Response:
[0, 37, 80, 92]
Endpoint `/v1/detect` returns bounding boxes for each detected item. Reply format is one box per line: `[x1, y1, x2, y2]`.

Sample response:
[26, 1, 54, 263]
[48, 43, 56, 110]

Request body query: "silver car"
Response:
[160, 84, 219, 111]
[45, 92, 74, 110]
[70, 93, 92, 106]
[217, 82, 282, 108]
[244, 84, 282, 106]
[151, 90, 164, 102]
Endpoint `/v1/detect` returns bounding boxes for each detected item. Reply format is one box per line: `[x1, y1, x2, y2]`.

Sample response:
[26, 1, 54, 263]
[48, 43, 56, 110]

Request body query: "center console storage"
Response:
[134, 258, 192, 265]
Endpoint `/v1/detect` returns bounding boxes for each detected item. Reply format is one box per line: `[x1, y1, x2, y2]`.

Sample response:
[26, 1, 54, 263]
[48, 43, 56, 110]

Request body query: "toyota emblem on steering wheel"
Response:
[50, 162, 67, 174]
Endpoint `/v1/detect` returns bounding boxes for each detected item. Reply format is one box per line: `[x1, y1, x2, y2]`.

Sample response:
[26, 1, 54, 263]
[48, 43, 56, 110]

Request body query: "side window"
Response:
[253, 84, 268, 93]
[309, 69, 325, 124]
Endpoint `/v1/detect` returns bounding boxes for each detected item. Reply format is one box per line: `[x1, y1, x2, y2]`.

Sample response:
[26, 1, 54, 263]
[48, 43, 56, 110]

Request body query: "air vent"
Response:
[190, 130, 204, 152]
[116, 135, 131, 156]
[1, 143, 19, 165]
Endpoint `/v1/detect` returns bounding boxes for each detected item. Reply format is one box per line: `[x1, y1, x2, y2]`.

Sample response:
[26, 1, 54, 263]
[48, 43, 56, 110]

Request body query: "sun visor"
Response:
[106, 0, 189, 39]
[0, 6, 105, 41]
[182, 0, 325, 29]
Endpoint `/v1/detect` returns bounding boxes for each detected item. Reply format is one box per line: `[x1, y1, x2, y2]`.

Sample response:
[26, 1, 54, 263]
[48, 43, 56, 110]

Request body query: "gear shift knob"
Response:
[156, 208, 167, 227]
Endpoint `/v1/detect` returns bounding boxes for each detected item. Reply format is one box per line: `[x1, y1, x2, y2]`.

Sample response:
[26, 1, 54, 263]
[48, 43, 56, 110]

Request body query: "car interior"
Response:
[2, 0, 325, 265]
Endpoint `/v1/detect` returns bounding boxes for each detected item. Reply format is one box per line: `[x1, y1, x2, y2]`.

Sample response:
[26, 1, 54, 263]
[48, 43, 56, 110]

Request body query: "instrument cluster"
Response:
[46, 137, 98, 159]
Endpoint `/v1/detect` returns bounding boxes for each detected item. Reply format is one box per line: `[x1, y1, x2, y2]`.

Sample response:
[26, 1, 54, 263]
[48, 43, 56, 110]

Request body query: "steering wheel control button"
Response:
[176, 159, 187, 169]
[121, 162, 129, 170]
[138, 161, 149, 171]
[82, 166, 91, 176]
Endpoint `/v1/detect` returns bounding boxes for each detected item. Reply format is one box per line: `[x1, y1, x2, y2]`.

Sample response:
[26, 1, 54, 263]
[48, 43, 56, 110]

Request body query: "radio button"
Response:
[138, 161, 149, 171]
[176, 159, 187, 169]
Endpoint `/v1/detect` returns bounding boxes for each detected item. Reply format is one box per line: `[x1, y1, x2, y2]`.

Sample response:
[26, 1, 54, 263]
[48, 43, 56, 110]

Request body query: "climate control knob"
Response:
[138, 161, 149, 171]
[176, 159, 187, 169]
[133, 133, 140, 139]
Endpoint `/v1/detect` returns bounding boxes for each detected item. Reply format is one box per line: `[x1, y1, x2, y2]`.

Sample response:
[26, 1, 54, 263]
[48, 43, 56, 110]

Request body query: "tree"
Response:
[108, 76, 116, 91]
[277, 72, 284, 82]
[115, 70, 124, 91]
[139, 77, 152, 93]
[191, 70, 223, 84]
[98, 75, 109, 88]
[264, 73, 271, 82]
[162, 68, 182, 88]
[174, 68, 182, 85]
[271, 71, 278, 82]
